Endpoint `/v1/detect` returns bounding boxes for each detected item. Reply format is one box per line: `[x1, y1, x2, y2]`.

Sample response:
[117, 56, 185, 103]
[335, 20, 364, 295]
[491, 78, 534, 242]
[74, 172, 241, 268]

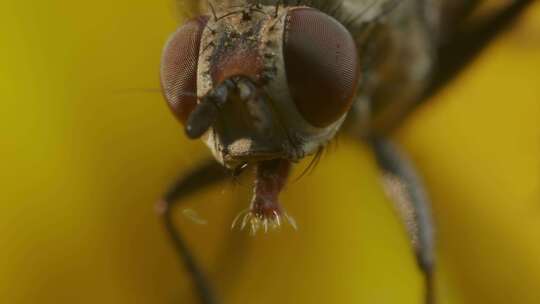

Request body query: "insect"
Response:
[157, 0, 534, 303]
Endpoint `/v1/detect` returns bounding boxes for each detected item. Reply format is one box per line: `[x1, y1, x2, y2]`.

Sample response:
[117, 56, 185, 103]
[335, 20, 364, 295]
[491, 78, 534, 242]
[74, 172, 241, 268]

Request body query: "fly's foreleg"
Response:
[156, 160, 229, 304]
[369, 137, 436, 304]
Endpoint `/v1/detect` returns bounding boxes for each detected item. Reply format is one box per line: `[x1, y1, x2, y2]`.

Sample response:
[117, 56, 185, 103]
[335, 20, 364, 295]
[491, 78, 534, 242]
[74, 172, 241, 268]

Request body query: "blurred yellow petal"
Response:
[1, 1, 538, 304]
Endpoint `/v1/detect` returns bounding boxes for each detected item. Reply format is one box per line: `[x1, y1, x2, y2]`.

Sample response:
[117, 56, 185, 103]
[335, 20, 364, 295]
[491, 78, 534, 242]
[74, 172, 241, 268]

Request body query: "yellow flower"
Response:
[0, 1, 538, 303]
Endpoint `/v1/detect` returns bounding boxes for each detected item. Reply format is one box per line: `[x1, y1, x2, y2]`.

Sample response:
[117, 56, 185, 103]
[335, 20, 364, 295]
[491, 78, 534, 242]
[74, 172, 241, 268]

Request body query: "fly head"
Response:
[161, 3, 360, 169]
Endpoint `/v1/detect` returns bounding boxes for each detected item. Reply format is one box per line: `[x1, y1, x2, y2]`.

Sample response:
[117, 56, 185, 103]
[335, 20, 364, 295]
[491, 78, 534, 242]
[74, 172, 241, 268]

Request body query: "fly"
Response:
[157, 1, 534, 303]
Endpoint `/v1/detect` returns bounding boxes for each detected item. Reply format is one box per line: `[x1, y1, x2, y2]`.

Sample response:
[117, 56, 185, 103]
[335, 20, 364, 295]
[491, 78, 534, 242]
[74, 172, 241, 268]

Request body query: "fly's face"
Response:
[161, 4, 360, 169]
[161, 3, 360, 232]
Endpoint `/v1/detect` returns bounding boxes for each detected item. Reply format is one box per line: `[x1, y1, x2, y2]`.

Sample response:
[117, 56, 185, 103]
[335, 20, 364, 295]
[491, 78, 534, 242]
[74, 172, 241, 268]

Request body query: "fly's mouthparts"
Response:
[231, 158, 297, 235]
[231, 207, 297, 235]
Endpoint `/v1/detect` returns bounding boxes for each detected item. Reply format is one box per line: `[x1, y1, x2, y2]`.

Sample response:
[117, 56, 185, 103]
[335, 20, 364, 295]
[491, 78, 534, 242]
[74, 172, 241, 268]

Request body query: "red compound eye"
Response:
[160, 16, 208, 124]
[283, 8, 359, 127]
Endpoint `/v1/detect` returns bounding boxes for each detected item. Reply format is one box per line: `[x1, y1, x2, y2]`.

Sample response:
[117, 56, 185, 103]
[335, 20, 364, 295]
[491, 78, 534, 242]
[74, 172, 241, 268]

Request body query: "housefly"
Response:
[157, 1, 534, 303]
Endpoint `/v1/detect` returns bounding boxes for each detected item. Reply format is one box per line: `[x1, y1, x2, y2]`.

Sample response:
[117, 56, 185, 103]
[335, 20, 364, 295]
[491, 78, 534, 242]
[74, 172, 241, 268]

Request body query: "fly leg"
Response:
[369, 137, 436, 304]
[156, 160, 229, 304]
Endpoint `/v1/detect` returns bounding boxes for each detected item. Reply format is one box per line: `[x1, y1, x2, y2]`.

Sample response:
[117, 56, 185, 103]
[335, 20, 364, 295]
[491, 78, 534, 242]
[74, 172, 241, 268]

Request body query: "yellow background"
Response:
[1, 1, 539, 303]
